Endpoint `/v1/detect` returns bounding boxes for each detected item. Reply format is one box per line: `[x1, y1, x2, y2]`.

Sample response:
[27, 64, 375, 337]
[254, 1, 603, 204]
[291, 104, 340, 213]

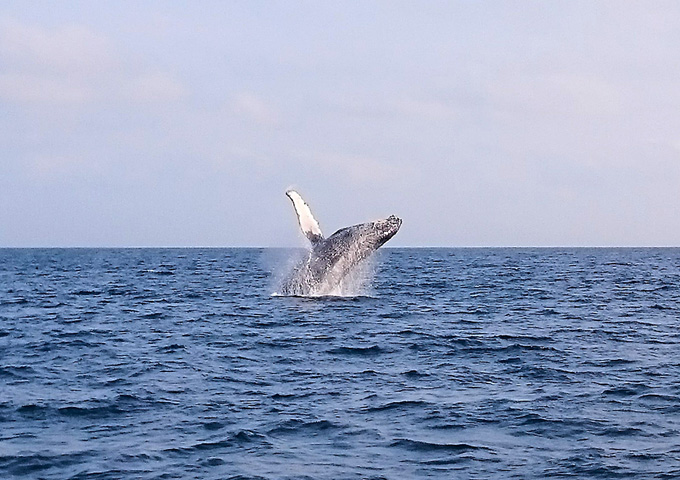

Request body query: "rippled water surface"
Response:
[1, 248, 680, 479]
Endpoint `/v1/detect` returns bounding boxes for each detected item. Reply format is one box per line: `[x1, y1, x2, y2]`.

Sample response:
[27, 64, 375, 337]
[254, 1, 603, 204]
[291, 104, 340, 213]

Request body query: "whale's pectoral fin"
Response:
[286, 190, 324, 245]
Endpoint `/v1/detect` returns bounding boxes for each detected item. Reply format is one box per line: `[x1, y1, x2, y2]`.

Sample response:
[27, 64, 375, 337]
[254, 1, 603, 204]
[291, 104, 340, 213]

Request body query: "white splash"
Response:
[271, 248, 378, 298]
[313, 254, 376, 297]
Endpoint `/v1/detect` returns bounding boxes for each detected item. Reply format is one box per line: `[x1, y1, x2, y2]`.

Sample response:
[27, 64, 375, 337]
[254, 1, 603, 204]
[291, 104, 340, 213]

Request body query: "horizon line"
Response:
[1, 245, 679, 249]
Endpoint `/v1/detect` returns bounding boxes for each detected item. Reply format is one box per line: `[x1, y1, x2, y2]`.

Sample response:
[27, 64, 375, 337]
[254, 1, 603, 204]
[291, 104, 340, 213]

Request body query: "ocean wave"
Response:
[327, 345, 385, 356]
[390, 438, 493, 453]
[363, 400, 431, 413]
[268, 419, 343, 435]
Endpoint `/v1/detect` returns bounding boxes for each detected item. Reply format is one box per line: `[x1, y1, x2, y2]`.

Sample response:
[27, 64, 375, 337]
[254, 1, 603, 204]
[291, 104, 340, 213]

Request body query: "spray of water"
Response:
[271, 247, 377, 298]
[266, 248, 306, 293]
[313, 254, 376, 297]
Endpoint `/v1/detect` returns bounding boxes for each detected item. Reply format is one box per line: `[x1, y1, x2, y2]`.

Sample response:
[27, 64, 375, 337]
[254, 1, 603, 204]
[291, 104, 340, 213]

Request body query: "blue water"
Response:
[1, 248, 679, 479]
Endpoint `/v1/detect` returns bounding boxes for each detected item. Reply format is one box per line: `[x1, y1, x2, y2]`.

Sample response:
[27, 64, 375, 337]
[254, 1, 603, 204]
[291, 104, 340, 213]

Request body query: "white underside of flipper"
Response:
[286, 190, 324, 245]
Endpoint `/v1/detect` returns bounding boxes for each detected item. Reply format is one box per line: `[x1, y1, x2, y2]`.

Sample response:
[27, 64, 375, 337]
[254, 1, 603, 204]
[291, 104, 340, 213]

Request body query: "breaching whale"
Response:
[280, 190, 402, 296]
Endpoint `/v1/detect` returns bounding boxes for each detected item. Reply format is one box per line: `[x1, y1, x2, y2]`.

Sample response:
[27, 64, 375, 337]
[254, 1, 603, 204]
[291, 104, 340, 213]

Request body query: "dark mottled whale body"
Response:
[280, 190, 402, 296]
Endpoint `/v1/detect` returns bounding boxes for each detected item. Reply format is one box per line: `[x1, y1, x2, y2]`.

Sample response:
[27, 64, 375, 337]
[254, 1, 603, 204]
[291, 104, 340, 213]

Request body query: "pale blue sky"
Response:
[1, 1, 679, 246]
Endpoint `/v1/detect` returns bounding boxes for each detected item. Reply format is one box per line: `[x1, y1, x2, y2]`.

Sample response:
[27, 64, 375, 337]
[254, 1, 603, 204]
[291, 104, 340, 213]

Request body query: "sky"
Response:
[1, 1, 679, 247]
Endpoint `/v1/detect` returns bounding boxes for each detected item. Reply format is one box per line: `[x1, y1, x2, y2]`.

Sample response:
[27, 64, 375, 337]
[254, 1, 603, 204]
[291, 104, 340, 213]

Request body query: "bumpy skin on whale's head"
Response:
[280, 190, 401, 296]
[369, 215, 402, 248]
[312, 215, 402, 268]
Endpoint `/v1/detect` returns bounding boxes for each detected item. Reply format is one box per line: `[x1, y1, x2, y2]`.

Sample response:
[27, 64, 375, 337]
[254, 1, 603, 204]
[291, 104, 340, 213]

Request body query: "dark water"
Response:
[1, 248, 680, 479]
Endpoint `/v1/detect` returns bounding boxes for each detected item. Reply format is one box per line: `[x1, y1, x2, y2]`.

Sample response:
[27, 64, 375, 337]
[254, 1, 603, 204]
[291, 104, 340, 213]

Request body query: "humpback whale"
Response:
[280, 190, 402, 296]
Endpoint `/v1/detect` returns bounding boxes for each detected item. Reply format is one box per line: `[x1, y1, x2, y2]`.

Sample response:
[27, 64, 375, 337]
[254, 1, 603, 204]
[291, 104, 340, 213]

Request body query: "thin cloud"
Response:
[232, 92, 280, 126]
[123, 72, 186, 103]
[0, 16, 115, 73]
[293, 151, 417, 185]
[0, 16, 186, 106]
[490, 72, 623, 118]
[0, 72, 94, 104]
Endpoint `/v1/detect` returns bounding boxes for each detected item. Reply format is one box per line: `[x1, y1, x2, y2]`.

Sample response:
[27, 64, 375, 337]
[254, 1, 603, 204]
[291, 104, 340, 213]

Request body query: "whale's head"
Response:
[312, 214, 402, 266]
[371, 215, 402, 248]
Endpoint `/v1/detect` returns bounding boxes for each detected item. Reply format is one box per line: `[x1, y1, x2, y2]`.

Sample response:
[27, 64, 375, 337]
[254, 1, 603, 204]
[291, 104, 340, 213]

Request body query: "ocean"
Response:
[1, 247, 679, 479]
